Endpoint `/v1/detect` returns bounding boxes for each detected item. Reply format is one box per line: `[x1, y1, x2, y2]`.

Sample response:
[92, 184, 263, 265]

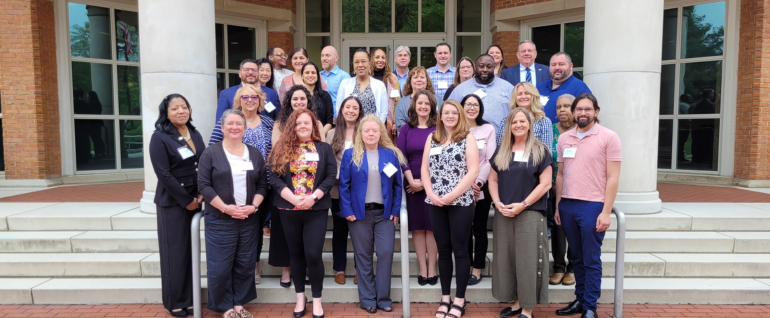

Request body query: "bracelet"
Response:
[221, 204, 229, 213]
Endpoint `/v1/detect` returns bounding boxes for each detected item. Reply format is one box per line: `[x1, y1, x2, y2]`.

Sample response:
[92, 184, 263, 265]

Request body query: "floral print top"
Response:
[290, 141, 318, 209]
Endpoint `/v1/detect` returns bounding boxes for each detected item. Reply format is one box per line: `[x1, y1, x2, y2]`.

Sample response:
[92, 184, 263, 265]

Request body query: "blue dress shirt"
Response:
[320, 65, 352, 116]
[395, 69, 409, 95]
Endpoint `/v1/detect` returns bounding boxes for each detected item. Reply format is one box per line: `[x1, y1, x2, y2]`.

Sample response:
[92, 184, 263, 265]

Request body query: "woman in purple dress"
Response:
[396, 89, 439, 286]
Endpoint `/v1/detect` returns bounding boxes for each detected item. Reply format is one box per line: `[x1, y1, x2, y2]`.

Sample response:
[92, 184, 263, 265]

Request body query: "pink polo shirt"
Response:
[557, 124, 621, 203]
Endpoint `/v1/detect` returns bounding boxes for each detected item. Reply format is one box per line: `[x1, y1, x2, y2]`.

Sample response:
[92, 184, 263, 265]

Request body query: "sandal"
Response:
[435, 300, 451, 318]
[445, 300, 467, 318]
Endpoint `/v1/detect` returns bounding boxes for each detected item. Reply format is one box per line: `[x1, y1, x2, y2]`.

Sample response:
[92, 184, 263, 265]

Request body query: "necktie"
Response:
[525, 68, 532, 84]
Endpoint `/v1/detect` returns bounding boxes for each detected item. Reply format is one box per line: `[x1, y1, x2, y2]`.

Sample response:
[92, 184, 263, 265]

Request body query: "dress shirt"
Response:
[395, 68, 409, 95]
[446, 76, 514, 135]
[427, 65, 456, 101]
[520, 64, 537, 85]
[321, 65, 352, 112]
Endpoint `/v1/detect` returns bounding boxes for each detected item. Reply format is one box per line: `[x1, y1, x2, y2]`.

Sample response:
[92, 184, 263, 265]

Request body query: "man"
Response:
[537, 52, 592, 124]
[267, 47, 293, 92]
[426, 42, 456, 101]
[446, 54, 513, 134]
[554, 93, 621, 318]
[319, 46, 351, 116]
[500, 40, 549, 86]
[394, 46, 411, 95]
[211, 58, 280, 144]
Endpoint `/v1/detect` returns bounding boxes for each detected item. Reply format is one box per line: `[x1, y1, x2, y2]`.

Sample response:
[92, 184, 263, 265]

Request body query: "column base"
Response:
[613, 191, 662, 215]
[140, 191, 156, 214]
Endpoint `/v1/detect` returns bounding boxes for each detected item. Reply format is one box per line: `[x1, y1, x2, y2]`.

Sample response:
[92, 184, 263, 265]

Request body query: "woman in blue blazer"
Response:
[338, 114, 405, 314]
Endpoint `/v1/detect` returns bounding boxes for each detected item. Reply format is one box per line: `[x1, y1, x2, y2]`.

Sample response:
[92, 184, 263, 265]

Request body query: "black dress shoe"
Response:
[556, 299, 583, 316]
[312, 315, 324, 318]
[417, 275, 428, 286]
[365, 307, 377, 314]
[294, 296, 307, 317]
[499, 306, 522, 318]
[184, 307, 194, 317]
[468, 274, 482, 285]
[428, 275, 438, 285]
[280, 278, 292, 288]
[581, 309, 597, 318]
[378, 306, 393, 312]
[168, 309, 187, 317]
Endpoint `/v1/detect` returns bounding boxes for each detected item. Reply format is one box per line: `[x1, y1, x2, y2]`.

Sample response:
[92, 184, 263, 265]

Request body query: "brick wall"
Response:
[0, 0, 61, 179]
[493, 31, 520, 66]
[267, 31, 295, 63]
[734, 0, 770, 181]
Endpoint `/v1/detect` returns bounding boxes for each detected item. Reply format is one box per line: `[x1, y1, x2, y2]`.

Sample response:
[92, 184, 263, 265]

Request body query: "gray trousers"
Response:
[348, 208, 395, 308]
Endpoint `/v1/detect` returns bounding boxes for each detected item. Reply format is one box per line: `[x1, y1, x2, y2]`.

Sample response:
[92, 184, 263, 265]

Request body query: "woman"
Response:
[149, 94, 205, 317]
[395, 66, 434, 130]
[302, 62, 334, 135]
[336, 48, 388, 123]
[496, 82, 553, 149]
[549, 94, 576, 286]
[198, 109, 269, 318]
[487, 45, 507, 76]
[422, 99, 479, 318]
[460, 94, 496, 286]
[268, 109, 337, 318]
[256, 57, 275, 90]
[278, 47, 327, 103]
[490, 108, 552, 318]
[370, 48, 401, 141]
[443, 57, 474, 101]
[273, 85, 326, 145]
[396, 90, 438, 287]
[325, 96, 364, 285]
[339, 114, 405, 314]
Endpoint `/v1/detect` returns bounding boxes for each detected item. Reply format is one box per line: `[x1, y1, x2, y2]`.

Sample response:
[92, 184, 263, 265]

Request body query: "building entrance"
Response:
[341, 39, 444, 76]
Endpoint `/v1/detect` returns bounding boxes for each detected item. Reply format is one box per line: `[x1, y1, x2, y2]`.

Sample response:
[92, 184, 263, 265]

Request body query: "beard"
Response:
[576, 116, 593, 128]
[475, 72, 494, 84]
[550, 70, 568, 81]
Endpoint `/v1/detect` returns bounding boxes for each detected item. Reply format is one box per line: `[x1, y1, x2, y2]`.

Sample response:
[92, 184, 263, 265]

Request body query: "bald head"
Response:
[321, 46, 339, 71]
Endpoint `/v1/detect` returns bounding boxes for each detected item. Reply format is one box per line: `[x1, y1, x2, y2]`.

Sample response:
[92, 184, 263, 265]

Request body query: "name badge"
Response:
[177, 146, 194, 160]
[438, 81, 449, 89]
[390, 89, 400, 98]
[264, 102, 276, 113]
[563, 147, 577, 158]
[514, 150, 528, 162]
[473, 89, 487, 99]
[232, 160, 254, 172]
[477, 140, 485, 149]
[429, 147, 443, 156]
[383, 163, 398, 177]
[540, 96, 549, 106]
[304, 153, 320, 161]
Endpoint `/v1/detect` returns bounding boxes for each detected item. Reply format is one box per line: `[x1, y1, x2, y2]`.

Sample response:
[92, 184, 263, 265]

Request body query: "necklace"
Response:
[246, 115, 258, 126]
[180, 128, 191, 141]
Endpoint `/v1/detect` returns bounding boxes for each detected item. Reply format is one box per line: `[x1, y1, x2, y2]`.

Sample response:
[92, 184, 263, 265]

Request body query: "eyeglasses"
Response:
[464, 103, 480, 109]
[241, 68, 258, 73]
[574, 107, 594, 114]
[240, 95, 260, 101]
[273, 53, 288, 58]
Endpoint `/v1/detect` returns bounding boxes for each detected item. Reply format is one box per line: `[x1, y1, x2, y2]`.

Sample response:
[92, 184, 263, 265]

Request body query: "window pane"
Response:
[456, 0, 481, 32]
[229, 73, 241, 87]
[75, 119, 115, 171]
[681, 1, 725, 59]
[658, 119, 673, 169]
[408, 46, 418, 69]
[677, 118, 719, 171]
[120, 120, 143, 169]
[227, 25, 256, 70]
[662, 8, 678, 60]
[659, 64, 676, 115]
[115, 10, 139, 62]
[117, 65, 140, 115]
[573, 70, 583, 81]
[0, 120, 4, 171]
[422, 0, 445, 32]
[69, 3, 111, 59]
[420, 47, 436, 68]
[217, 72, 226, 98]
[72, 61, 114, 115]
[306, 0, 331, 33]
[564, 22, 584, 68]
[216, 24, 224, 69]
[342, 0, 365, 32]
[679, 61, 721, 114]
[307, 36, 331, 67]
[532, 24, 560, 66]
[395, 0, 418, 32]
[456, 36, 481, 63]
[369, 0, 391, 33]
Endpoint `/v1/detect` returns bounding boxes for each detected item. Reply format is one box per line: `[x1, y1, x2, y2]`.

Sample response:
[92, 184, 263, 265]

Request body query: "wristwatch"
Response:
[522, 200, 531, 209]
[311, 194, 319, 202]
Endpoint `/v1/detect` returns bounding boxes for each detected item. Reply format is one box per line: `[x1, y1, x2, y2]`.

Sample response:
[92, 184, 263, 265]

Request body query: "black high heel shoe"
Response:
[417, 275, 428, 286]
[280, 275, 292, 288]
[168, 309, 187, 317]
[428, 275, 439, 285]
[293, 295, 307, 318]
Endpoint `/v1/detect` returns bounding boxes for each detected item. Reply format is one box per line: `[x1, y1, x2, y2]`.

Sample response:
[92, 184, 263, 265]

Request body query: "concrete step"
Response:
[4, 203, 139, 231]
[3, 277, 769, 305]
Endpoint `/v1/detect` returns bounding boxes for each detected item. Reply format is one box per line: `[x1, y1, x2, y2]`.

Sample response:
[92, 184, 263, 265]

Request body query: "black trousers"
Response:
[429, 204, 475, 298]
[468, 185, 491, 270]
[281, 208, 328, 298]
[157, 205, 195, 311]
[331, 198, 350, 272]
[255, 189, 271, 263]
[268, 192, 291, 267]
[548, 190, 572, 273]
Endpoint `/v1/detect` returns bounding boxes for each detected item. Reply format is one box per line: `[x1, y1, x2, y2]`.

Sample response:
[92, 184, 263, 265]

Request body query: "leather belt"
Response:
[364, 203, 385, 210]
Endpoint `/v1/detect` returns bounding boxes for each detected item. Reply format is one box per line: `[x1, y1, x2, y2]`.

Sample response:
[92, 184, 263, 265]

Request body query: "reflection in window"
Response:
[395, 0, 418, 32]
[662, 8, 678, 60]
[532, 25, 560, 66]
[564, 22, 584, 68]
[115, 10, 139, 62]
[118, 66, 140, 115]
[457, 36, 481, 64]
[227, 25, 256, 70]
[456, 0, 481, 32]
[120, 120, 143, 169]
[659, 64, 676, 115]
[306, 0, 331, 33]
[72, 61, 113, 115]
[679, 61, 722, 114]
[229, 73, 241, 88]
[422, 0, 445, 32]
[215, 24, 224, 69]
[217, 72, 226, 97]
[369, 0, 391, 33]
[677, 119, 719, 171]
[681, 2, 724, 59]
[407, 46, 418, 69]
[69, 3, 111, 59]
[342, 0, 365, 33]
[75, 119, 115, 171]
[658, 119, 673, 169]
[420, 47, 437, 69]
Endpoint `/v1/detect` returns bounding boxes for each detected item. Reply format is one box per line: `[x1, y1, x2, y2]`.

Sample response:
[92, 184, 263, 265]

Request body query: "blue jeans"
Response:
[558, 198, 605, 311]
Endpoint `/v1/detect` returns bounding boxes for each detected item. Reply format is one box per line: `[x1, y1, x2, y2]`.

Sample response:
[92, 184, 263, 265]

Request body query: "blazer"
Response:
[313, 89, 335, 127]
[338, 146, 403, 220]
[268, 140, 337, 210]
[197, 142, 269, 219]
[214, 83, 281, 123]
[335, 76, 388, 123]
[149, 129, 206, 208]
[500, 63, 549, 86]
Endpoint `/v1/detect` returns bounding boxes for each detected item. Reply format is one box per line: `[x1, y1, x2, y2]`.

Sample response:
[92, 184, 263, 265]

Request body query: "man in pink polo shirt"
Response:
[553, 93, 621, 318]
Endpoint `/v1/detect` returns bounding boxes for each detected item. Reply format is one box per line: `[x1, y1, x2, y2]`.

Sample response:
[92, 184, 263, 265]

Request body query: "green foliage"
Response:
[342, 0, 365, 32]
[70, 22, 91, 58]
[421, 0, 444, 32]
[563, 23, 584, 68]
[368, 0, 391, 32]
[681, 7, 724, 59]
[395, 0, 418, 32]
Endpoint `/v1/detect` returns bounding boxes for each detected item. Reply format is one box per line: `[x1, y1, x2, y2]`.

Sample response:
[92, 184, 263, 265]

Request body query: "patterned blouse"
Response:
[290, 141, 318, 209]
[242, 114, 275, 159]
[425, 135, 474, 207]
[353, 81, 377, 117]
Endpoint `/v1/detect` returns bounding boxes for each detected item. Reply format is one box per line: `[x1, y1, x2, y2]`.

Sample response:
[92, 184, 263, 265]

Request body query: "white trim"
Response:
[55, 0, 74, 177]
[720, 0, 738, 177]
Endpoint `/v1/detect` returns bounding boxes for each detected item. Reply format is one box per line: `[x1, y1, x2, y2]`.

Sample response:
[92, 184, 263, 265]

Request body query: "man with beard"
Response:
[446, 54, 514, 134]
[210, 59, 281, 144]
[537, 52, 592, 124]
[319, 46, 351, 115]
[554, 93, 621, 318]
[267, 47, 294, 92]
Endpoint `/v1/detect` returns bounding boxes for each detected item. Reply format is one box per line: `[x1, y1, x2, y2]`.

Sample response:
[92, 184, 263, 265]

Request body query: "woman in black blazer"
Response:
[268, 108, 336, 318]
[149, 93, 206, 317]
[198, 108, 268, 318]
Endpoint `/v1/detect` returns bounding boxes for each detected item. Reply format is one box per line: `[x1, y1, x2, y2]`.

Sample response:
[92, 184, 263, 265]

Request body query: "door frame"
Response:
[341, 38, 446, 76]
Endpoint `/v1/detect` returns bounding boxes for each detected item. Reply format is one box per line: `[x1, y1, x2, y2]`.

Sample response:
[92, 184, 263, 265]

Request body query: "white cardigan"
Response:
[335, 76, 388, 123]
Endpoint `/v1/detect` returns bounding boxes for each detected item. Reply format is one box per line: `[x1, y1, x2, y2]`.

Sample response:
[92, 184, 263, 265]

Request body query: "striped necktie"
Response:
[525, 67, 532, 84]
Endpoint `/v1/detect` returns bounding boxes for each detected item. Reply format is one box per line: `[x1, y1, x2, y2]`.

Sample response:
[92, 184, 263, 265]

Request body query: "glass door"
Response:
[342, 39, 445, 76]
[342, 40, 391, 76]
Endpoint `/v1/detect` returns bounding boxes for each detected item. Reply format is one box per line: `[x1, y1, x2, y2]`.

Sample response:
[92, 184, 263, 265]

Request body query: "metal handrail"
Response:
[399, 192, 410, 318]
[191, 211, 203, 318]
[612, 207, 626, 318]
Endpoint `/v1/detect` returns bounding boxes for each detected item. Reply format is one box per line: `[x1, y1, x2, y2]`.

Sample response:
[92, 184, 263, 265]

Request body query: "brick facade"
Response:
[267, 31, 295, 63]
[0, 0, 61, 179]
[492, 31, 520, 66]
[734, 0, 770, 181]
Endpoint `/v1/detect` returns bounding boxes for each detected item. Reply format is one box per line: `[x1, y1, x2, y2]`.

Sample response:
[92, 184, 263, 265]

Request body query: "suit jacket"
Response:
[268, 140, 337, 210]
[197, 142, 269, 219]
[149, 128, 206, 207]
[338, 147, 403, 220]
[500, 63, 549, 86]
[214, 83, 281, 123]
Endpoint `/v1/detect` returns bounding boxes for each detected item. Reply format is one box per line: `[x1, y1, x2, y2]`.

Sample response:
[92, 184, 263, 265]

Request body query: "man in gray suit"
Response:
[500, 40, 549, 86]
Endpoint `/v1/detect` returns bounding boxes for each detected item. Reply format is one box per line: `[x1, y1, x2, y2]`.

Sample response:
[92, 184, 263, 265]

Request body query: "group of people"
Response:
[149, 39, 622, 318]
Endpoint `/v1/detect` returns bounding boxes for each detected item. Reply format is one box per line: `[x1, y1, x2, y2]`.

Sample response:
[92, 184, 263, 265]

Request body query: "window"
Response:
[340, 0, 444, 33]
[456, 0, 482, 61]
[531, 21, 585, 79]
[68, 2, 142, 172]
[215, 23, 257, 96]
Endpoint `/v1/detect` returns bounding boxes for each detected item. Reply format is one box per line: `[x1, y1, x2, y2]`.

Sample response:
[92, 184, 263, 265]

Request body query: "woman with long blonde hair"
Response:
[495, 81, 553, 149]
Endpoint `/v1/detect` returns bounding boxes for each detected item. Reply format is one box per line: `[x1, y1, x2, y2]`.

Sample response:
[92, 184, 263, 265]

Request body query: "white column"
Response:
[583, 0, 663, 214]
[139, 0, 216, 213]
